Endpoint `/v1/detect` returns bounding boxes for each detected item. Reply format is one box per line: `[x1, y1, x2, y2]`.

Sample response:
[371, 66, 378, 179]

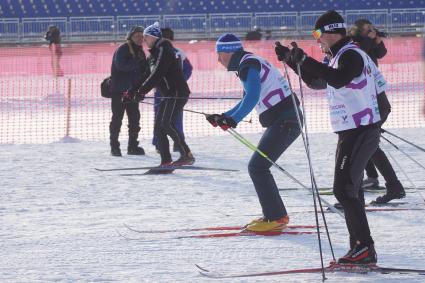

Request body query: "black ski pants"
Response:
[109, 94, 141, 148]
[333, 124, 380, 247]
[155, 96, 191, 163]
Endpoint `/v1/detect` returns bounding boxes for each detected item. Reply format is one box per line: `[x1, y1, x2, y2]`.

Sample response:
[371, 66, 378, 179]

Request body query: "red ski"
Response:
[177, 230, 316, 239]
[124, 223, 317, 234]
[118, 229, 316, 241]
[196, 262, 425, 278]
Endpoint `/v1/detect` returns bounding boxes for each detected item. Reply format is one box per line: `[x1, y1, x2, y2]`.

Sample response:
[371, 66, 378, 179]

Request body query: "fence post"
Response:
[65, 78, 72, 138]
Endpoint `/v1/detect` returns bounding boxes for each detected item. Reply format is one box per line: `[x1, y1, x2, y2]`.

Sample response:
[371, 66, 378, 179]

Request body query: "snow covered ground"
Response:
[1, 128, 425, 282]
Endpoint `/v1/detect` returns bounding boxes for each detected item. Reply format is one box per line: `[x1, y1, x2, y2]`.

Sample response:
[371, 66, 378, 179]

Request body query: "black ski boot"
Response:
[110, 124, 121, 157]
[128, 126, 144, 155]
[111, 146, 122, 157]
[128, 143, 145, 155]
[172, 152, 195, 166]
[338, 243, 377, 265]
[373, 180, 405, 204]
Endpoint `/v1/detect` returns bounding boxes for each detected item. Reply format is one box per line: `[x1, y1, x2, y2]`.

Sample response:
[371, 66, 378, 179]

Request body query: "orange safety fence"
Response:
[0, 37, 424, 144]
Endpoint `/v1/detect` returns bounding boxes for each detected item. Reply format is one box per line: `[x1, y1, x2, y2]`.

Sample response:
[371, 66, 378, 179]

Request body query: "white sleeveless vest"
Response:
[240, 54, 292, 115]
[327, 43, 381, 132]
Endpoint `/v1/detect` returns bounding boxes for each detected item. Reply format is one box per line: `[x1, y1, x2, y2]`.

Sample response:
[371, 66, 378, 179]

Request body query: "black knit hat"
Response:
[126, 26, 144, 40]
[314, 10, 346, 35]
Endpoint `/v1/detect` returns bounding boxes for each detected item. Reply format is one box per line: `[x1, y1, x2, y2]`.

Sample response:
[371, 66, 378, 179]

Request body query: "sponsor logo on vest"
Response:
[331, 104, 345, 110]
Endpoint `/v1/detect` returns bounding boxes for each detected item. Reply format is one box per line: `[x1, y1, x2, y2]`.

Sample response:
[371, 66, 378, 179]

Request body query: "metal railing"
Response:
[390, 8, 425, 33]
[1, 9, 424, 43]
[163, 14, 208, 38]
[254, 12, 298, 36]
[21, 17, 67, 42]
[0, 18, 20, 42]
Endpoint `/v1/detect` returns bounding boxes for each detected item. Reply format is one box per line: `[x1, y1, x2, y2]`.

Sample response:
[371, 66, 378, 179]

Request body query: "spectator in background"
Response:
[109, 26, 148, 156]
[245, 28, 262, 40]
[45, 25, 64, 77]
[265, 30, 272, 40]
[349, 19, 405, 204]
[152, 27, 193, 152]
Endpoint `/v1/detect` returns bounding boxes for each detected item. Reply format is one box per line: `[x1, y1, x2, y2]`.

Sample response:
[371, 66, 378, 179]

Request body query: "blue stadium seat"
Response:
[1, 0, 425, 17]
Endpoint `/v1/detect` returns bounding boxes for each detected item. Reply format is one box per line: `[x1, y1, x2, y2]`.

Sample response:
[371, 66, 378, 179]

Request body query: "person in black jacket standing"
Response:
[128, 22, 194, 168]
[275, 10, 380, 265]
[109, 26, 148, 156]
[349, 19, 405, 203]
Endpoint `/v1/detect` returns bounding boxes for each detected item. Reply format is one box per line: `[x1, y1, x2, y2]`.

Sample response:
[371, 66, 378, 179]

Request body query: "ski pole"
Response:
[381, 129, 425, 153]
[140, 101, 253, 124]
[381, 136, 425, 203]
[278, 40, 336, 271]
[295, 54, 333, 277]
[227, 128, 344, 217]
[381, 135, 425, 171]
[143, 96, 241, 100]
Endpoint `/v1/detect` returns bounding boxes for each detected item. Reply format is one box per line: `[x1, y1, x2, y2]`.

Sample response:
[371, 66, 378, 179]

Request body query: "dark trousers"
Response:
[109, 94, 141, 148]
[155, 97, 190, 163]
[365, 92, 399, 186]
[333, 124, 380, 247]
[365, 147, 399, 185]
[152, 90, 184, 147]
[248, 113, 301, 221]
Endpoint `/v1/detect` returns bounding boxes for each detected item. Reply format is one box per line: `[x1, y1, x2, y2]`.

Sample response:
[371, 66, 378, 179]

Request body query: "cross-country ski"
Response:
[195, 262, 425, 278]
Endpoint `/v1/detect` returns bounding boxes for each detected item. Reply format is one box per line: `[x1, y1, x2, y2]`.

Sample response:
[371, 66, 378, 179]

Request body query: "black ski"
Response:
[196, 262, 425, 278]
[95, 165, 239, 172]
[279, 187, 420, 194]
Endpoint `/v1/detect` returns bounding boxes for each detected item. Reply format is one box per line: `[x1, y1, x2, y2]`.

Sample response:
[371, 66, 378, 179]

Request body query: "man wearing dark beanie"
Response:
[126, 22, 194, 170]
[275, 10, 382, 265]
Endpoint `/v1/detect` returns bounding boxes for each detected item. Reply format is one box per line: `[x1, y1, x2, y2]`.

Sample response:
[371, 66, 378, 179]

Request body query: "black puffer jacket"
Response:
[351, 35, 387, 67]
[110, 42, 149, 95]
[138, 38, 190, 97]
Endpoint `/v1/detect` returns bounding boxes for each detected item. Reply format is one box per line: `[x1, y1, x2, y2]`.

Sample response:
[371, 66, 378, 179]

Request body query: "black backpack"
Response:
[100, 76, 112, 98]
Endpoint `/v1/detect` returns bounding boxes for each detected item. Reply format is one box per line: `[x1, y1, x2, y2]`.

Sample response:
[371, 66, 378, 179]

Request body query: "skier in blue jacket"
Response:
[207, 33, 302, 232]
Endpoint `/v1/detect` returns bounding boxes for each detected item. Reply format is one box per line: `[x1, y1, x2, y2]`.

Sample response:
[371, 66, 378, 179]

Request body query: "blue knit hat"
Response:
[216, 33, 243, 53]
[143, 22, 162, 38]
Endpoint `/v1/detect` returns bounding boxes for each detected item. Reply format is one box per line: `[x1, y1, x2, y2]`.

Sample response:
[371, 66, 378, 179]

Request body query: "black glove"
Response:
[216, 115, 237, 131]
[290, 42, 307, 65]
[275, 41, 291, 62]
[122, 88, 144, 103]
[134, 93, 145, 102]
[122, 89, 136, 103]
[206, 114, 221, 127]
